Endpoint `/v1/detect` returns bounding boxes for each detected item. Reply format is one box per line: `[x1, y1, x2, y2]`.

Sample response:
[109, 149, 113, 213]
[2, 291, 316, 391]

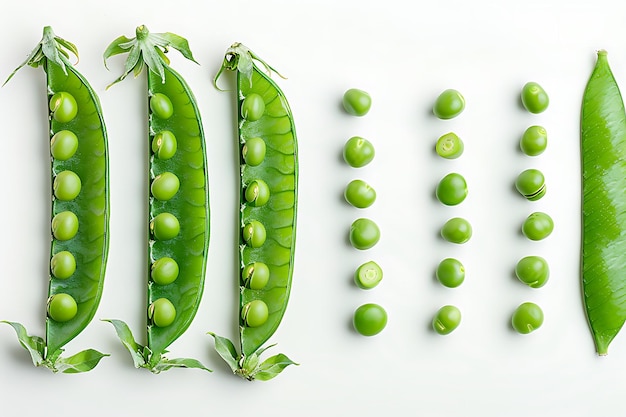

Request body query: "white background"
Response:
[0, 0, 625, 415]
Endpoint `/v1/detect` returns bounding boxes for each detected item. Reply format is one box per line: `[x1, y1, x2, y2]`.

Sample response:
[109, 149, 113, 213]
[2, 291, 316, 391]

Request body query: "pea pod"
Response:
[1, 26, 109, 373]
[210, 43, 298, 381]
[581, 50, 626, 355]
[102, 25, 210, 373]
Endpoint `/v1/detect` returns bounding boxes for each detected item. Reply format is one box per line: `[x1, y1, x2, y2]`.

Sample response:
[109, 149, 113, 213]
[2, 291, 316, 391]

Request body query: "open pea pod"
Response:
[210, 43, 298, 381]
[581, 50, 626, 355]
[1, 26, 109, 373]
[102, 25, 210, 373]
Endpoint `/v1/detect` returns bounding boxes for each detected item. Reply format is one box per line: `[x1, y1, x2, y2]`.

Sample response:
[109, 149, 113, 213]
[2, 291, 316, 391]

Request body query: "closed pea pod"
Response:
[210, 43, 298, 381]
[1, 26, 110, 373]
[102, 25, 210, 373]
[581, 50, 626, 355]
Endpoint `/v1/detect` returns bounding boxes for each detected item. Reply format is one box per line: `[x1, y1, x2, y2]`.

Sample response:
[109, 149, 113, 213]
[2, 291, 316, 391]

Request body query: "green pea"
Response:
[349, 218, 381, 250]
[515, 256, 549, 288]
[52, 211, 79, 241]
[521, 82, 549, 114]
[344, 179, 376, 209]
[515, 169, 546, 201]
[433, 89, 465, 119]
[432, 305, 462, 335]
[354, 261, 383, 290]
[150, 93, 174, 119]
[241, 300, 269, 327]
[241, 93, 265, 121]
[243, 220, 267, 248]
[47, 293, 78, 322]
[441, 217, 472, 244]
[511, 302, 544, 334]
[151, 257, 179, 286]
[152, 130, 178, 160]
[151, 172, 180, 201]
[242, 137, 266, 166]
[342, 88, 372, 117]
[343, 136, 375, 168]
[50, 251, 76, 280]
[150, 213, 180, 241]
[436, 173, 468, 206]
[520, 125, 548, 156]
[49, 91, 78, 123]
[436, 258, 465, 288]
[50, 130, 79, 160]
[522, 212, 554, 241]
[148, 298, 177, 328]
[53, 170, 82, 201]
[436, 132, 464, 159]
[244, 179, 270, 207]
[353, 303, 387, 336]
[242, 262, 271, 290]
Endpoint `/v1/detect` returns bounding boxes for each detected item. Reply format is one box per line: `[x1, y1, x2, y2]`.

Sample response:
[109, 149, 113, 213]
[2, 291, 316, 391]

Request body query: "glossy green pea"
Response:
[48, 293, 78, 323]
[50, 251, 76, 280]
[53, 170, 82, 201]
[354, 261, 383, 290]
[152, 130, 177, 160]
[148, 298, 177, 328]
[151, 257, 179, 286]
[244, 179, 270, 207]
[522, 212, 554, 241]
[342, 88, 372, 116]
[242, 262, 270, 290]
[436, 258, 465, 288]
[343, 136, 375, 168]
[49, 91, 78, 123]
[102, 26, 210, 370]
[515, 256, 549, 288]
[210, 43, 298, 379]
[243, 220, 267, 248]
[581, 50, 626, 355]
[511, 302, 544, 334]
[50, 130, 78, 160]
[241, 93, 265, 121]
[520, 126, 548, 156]
[52, 211, 79, 241]
[344, 179, 376, 209]
[151, 172, 180, 201]
[349, 218, 380, 250]
[150, 93, 174, 119]
[521, 82, 549, 114]
[436, 132, 464, 159]
[242, 137, 266, 166]
[441, 217, 472, 244]
[515, 168, 546, 201]
[353, 303, 387, 336]
[436, 173, 468, 206]
[433, 89, 465, 119]
[241, 300, 269, 327]
[151, 213, 180, 241]
[432, 305, 461, 335]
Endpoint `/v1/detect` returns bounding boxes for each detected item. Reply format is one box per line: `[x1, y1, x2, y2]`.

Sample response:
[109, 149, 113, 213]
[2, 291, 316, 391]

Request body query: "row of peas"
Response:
[432, 88, 467, 335]
[48, 93, 83, 322]
[341, 89, 388, 337]
[511, 82, 553, 334]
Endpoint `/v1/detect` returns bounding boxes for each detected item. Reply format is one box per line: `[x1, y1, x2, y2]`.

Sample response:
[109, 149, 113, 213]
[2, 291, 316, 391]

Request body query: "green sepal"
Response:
[103, 24, 198, 89]
[208, 332, 297, 381]
[3, 26, 78, 86]
[54, 349, 109, 374]
[214, 42, 286, 91]
[104, 319, 210, 374]
[2, 321, 107, 373]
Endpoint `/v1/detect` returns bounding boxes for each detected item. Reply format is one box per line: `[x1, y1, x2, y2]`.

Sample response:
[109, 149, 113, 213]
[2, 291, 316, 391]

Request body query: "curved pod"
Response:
[581, 50, 626, 355]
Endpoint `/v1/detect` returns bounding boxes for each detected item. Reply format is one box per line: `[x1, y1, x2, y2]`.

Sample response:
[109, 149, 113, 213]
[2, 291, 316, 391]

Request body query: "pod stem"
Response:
[213, 42, 286, 91]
